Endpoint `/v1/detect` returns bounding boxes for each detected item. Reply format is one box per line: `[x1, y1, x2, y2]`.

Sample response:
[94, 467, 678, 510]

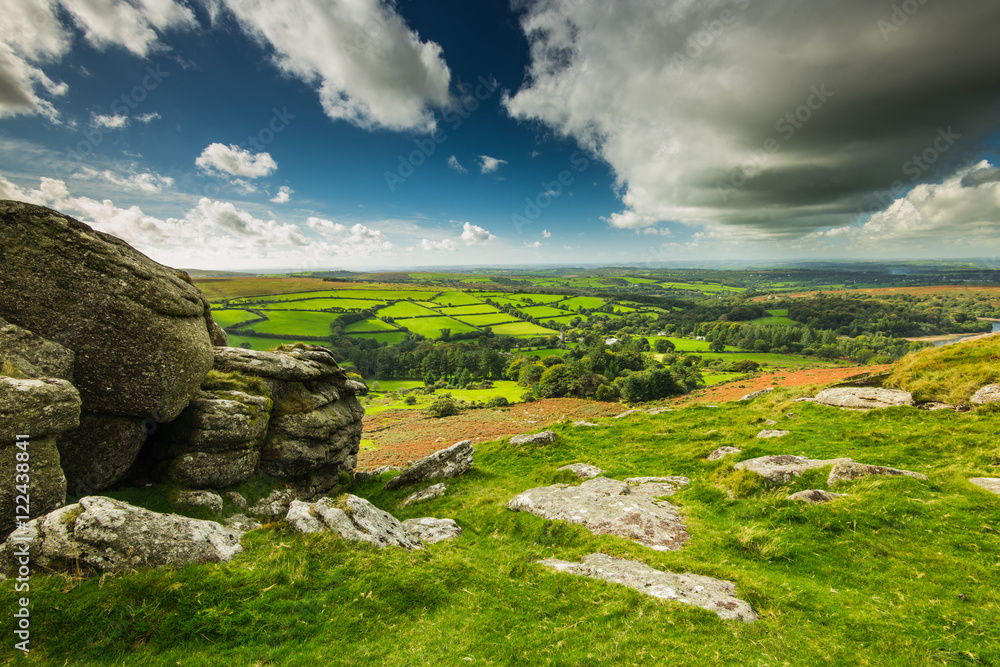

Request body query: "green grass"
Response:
[210, 309, 261, 328]
[888, 334, 1000, 404]
[256, 298, 386, 311]
[12, 389, 1000, 665]
[226, 334, 329, 351]
[247, 311, 341, 337]
[748, 316, 799, 326]
[365, 381, 526, 415]
[432, 291, 484, 306]
[646, 336, 738, 352]
[397, 316, 478, 338]
[561, 296, 606, 311]
[378, 302, 440, 318]
[437, 305, 499, 316]
[520, 305, 567, 318]
[489, 321, 558, 337]
[344, 318, 399, 333]
[766, 309, 789, 317]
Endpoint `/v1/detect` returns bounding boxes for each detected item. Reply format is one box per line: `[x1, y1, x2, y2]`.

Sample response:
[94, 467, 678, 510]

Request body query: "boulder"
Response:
[173, 490, 223, 514]
[538, 553, 757, 623]
[557, 463, 605, 479]
[509, 430, 557, 445]
[507, 476, 689, 551]
[401, 483, 447, 507]
[402, 517, 462, 545]
[226, 491, 248, 509]
[0, 316, 74, 380]
[707, 446, 741, 461]
[734, 455, 855, 485]
[970, 385, 1000, 405]
[788, 489, 846, 504]
[248, 488, 296, 518]
[970, 478, 1000, 495]
[0, 496, 242, 575]
[0, 377, 80, 536]
[827, 461, 928, 485]
[224, 513, 261, 533]
[739, 387, 773, 401]
[624, 476, 690, 498]
[285, 496, 423, 550]
[756, 429, 791, 439]
[213, 345, 343, 384]
[58, 413, 153, 494]
[0, 201, 217, 423]
[164, 389, 272, 488]
[384, 440, 474, 491]
[355, 465, 406, 483]
[735, 455, 928, 486]
[813, 387, 914, 410]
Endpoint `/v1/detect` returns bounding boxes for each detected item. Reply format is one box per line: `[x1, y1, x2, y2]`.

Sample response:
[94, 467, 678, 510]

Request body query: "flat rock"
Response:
[0, 496, 242, 575]
[646, 407, 675, 415]
[401, 483, 447, 507]
[0, 316, 74, 380]
[355, 465, 406, 483]
[764, 419, 778, 425]
[970, 385, 1000, 405]
[734, 455, 855, 485]
[538, 553, 757, 623]
[224, 513, 261, 533]
[707, 446, 741, 461]
[248, 488, 295, 518]
[507, 476, 688, 551]
[739, 388, 773, 401]
[970, 478, 1000, 495]
[788, 489, 846, 504]
[614, 410, 639, 419]
[384, 440, 473, 491]
[827, 461, 928, 485]
[573, 420, 599, 427]
[174, 490, 223, 514]
[624, 476, 690, 498]
[558, 463, 605, 479]
[509, 430, 557, 445]
[402, 517, 462, 545]
[756, 429, 790, 439]
[285, 496, 422, 550]
[813, 387, 913, 410]
[213, 346, 345, 383]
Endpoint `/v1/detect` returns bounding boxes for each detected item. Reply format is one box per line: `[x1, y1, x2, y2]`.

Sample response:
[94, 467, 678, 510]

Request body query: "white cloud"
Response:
[229, 178, 259, 194]
[76, 166, 173, 193]
[270, 185, 293, 203]
[820, 161, 1000, 249]
[216, 0, 452, 132]
[184, 197, 309, 246]
[195, 143, 277, 178]
[478, 155, 507, 174]
[542, 229, 551, 238]
[461, 221, 496, 245]
[0, 0, 195, 120]
[524, 241, 542, 248]
[447, 155, 467, 173]
[136, 111, 161, 123]
[307, 216, 393, 256]
[92, 112, 129, 129]
[420, 238, 458, 252]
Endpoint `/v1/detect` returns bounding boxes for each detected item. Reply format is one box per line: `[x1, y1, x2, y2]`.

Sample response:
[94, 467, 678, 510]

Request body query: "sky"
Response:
[1, 0, 999, 272]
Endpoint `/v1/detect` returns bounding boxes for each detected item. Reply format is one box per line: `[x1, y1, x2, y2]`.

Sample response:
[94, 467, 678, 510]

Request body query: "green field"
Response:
[432, 291, 483, 306]
[646, 336, 738, 352]
[247, 311, 340, 337]
[749, 316, 800, 326]
[344, 318, 399, 333]
[398, 316, 478, 338]
[659, 281, 745, 293]
[456, 313, 520, 327]
[210, 309, 260, 328]
[225, 333, 326, 351]
[520, 305, 567, 318]
[490, 321, 558, 337]
[378, 302, 440, 318]
[256, 298, 385, 311]
[561, 296, 606, 311]
[365, 380, 526, 415]
[522, 348, 567, 358]
[350, 331, 407, 345]
[437, 304, 500, 316]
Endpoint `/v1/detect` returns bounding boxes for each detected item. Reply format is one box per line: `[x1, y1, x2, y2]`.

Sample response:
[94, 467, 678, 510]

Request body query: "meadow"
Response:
[11, 387, 999, 665]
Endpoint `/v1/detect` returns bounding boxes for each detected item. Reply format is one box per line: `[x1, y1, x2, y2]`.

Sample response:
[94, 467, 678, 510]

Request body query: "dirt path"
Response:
[358, 364, 884, 470]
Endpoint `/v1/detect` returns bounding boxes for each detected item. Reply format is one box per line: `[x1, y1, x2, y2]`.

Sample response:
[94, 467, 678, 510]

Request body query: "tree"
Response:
[653, 339, 675, 353]
[427, 395, 459, 418]
[709, 339, 726, 352]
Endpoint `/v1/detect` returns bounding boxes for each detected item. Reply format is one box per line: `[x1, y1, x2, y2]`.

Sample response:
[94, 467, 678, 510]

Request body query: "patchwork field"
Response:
[398, 316, 478, 338]
[490, 321, 558, 337]
[378, 301, 439, 318]
[247, 311, 340, 337]
[344, 318, 399, 333]
[210, 309, 261, 328]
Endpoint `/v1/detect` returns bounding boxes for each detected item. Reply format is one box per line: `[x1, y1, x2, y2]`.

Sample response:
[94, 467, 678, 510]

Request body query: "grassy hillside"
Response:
[6, 387, 999, 665]
[888, 334, 1000, 403]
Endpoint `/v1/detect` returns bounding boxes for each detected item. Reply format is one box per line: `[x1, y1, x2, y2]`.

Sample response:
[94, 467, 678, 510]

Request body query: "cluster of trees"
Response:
[782, 294, 993, 336]
[699, 321, 918, 363]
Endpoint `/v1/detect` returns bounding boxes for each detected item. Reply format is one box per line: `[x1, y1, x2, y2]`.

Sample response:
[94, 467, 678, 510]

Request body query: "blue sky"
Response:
[1, 0, 999, 271]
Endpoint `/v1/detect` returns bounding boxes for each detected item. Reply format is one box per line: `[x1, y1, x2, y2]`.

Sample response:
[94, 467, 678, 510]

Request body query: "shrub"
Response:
[595, 384, 618, 402]
[403, 394, 417, 406]
[426, 395, 459, 418]
[520, 391, 536, 403]
[486, 396, 509, 408]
